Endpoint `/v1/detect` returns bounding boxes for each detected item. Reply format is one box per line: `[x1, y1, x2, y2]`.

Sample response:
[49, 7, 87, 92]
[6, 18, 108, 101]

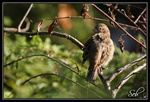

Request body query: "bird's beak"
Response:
[92, 27, 98, 32]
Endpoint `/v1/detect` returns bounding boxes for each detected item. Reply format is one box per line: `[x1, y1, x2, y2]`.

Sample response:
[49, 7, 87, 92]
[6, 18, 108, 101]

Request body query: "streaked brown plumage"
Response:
[83, 23, 114, 82]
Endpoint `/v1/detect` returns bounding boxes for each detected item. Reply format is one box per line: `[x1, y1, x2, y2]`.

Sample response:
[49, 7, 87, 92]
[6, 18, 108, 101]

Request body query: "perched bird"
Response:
[83, 23, 115, 82]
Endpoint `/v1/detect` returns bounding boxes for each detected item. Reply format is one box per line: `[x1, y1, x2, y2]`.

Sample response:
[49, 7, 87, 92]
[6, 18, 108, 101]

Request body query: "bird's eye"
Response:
[98, 27, 104, 32]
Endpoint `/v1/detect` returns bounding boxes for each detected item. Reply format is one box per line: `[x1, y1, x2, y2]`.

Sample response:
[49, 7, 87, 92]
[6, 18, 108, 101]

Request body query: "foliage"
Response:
[4, 33, 146, 98]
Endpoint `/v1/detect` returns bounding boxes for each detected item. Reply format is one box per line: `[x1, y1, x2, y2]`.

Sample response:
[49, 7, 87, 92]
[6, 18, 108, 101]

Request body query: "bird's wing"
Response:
[82, 37, 94, 63]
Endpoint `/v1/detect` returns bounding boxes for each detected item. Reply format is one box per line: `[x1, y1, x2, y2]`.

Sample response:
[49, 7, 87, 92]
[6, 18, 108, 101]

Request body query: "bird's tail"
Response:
[86, 65, 98, 82]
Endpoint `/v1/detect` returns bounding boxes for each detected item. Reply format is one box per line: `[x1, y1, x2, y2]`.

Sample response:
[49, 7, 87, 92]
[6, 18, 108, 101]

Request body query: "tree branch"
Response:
[18, 4, 33, 32]
[112, 6, 146, 35]
[4, 55, 41, 67]
[112, 63, 146, 98]
[134, 8, 146, 24]
[98, 54, 146, 94]
[4, 30, 84, 50]
[32, 15, 143, 33]
[98, 71, 111, 91]
[106, 54, 146, 84]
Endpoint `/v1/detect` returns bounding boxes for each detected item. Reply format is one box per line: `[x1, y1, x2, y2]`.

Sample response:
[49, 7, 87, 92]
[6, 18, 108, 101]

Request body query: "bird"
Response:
[82, 23, 115, 82]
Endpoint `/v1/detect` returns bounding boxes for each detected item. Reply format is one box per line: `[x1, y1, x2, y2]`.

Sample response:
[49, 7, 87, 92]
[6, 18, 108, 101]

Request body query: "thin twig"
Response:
[4, 27, 18, 32]
[4, 54, 102, 90]
[21, 73, 102, 98]
[112, 63, 146, 98]
[4, 55, 40, 67]
[4, 54, 84, 79]
[91, 4, 147, 49]
[4, 54, 83, 78]
[86, 17, 142, 31]
[134, 8, 146, 24]
[119, 8, 146, 35]
[29, 15, 141, 32]
[32, 16, 83, 23]
[45, 55, 85, 79]
[18, 4, 33, 32]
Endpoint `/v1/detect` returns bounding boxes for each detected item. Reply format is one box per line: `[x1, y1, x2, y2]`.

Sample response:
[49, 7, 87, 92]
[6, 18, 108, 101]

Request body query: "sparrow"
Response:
[82, 23, 115, 82]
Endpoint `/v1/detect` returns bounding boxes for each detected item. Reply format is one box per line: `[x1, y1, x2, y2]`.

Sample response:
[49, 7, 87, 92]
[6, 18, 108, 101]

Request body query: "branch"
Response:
[112, 63, 146, 98]
[91, 4, 147, 49]
[98, 71, 111, 91]
[16, 12, 142, 34]
[18, 4, 33, 32]
[20, 18, 31, 32]
[4, 30, 84, 50]
[118, 8, 146, 35]
[106, 54, 146, 84]
[99, 54, 146, 93]
[134, 8, 146, 24]
[4, 55, 41, 67]
[32, 15, 142, 32]
[86, 17, 143, 31]
[21, 73, 102, 98]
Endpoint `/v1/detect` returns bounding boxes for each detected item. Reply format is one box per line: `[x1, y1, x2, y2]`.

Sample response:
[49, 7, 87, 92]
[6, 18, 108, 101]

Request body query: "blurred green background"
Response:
[3, 3, 147, 99]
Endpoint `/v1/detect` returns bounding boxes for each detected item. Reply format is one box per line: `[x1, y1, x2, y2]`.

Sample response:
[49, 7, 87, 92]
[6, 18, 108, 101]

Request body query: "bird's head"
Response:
[92, 23, 109, 33]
